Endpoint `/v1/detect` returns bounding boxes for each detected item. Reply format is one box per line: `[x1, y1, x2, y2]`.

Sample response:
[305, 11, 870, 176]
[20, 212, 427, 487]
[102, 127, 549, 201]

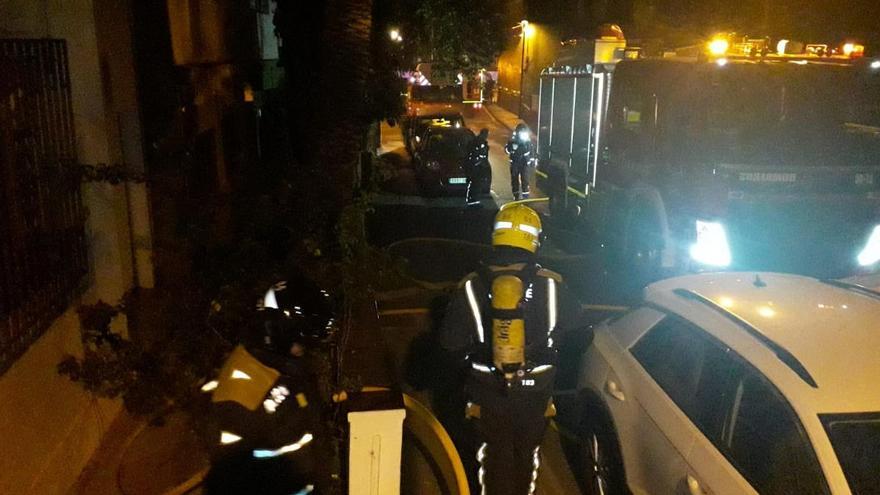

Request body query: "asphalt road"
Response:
[371, 111, 620, 306]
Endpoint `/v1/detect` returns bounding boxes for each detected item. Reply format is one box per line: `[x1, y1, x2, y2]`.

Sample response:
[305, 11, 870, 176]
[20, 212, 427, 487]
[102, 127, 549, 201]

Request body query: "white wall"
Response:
[0, 0, 148, 492]
[0, 309, 121, 494]
[93, 0, 155, 289]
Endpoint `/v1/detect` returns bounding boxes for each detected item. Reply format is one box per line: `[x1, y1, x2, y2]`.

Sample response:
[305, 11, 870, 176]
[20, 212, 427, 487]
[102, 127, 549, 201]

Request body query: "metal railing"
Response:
[0, 39, 87, 374]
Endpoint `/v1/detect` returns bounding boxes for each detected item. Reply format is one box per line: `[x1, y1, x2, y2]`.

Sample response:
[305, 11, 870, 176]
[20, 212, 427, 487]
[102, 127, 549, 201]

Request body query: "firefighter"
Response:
[505, 123, 534, 200]
[439, 204, 589, 495]
[203, 282, 333, 495]
[466, 128, 491, 206]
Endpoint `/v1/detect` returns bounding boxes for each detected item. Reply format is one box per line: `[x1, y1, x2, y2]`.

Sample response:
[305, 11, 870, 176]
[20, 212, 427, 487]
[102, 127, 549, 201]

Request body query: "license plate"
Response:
[448, 177, 467, 184]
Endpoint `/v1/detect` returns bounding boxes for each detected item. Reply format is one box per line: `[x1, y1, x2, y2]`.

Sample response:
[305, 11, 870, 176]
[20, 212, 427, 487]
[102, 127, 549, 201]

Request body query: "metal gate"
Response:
[0, 39, 87, 375]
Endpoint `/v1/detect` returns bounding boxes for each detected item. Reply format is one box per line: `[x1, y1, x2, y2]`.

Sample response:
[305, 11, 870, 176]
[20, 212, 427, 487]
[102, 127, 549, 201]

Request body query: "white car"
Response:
[572, 272, 879, 495]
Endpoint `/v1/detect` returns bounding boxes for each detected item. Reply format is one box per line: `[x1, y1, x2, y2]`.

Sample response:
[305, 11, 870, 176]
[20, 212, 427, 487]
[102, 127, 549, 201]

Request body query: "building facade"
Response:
[0, 0, 153, 492]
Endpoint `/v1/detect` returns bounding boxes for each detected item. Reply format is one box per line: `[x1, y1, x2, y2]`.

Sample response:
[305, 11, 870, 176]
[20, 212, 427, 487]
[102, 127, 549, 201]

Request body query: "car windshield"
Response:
[697, 63, 880, 167]
[820, 413, 880, 494]
[411, 85, 461, 103]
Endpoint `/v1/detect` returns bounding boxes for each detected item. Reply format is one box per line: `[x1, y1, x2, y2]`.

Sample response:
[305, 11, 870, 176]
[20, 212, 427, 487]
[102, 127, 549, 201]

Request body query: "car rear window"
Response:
[426, 131, 472, 154]
[821, 413, 880, 495]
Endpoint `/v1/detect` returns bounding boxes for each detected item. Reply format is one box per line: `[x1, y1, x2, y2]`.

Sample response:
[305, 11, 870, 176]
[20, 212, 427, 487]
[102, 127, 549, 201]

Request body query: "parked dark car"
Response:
[405, 112, 466, 154]
[413, 126, 491, 197]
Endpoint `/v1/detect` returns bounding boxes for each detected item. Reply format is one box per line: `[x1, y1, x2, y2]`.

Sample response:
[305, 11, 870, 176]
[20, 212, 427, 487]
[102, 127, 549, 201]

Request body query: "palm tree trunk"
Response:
[313, 0, 373, 214]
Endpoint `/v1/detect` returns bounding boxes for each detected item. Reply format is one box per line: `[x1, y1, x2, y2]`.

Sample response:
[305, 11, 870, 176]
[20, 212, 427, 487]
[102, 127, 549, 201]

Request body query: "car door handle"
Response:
[686, 474, 709, 495]
[605, 380, 626, 402]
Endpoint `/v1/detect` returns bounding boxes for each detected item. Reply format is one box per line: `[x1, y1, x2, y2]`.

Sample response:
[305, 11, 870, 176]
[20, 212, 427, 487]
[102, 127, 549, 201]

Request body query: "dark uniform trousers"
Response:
[505, 137, 533, 200]
[468, 366, 556, 495]
[510, 159, 531, 200]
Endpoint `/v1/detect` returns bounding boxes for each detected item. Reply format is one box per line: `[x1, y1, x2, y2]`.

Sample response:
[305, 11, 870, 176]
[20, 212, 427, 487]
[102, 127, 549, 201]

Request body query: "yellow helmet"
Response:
[492, 204, 542, 253]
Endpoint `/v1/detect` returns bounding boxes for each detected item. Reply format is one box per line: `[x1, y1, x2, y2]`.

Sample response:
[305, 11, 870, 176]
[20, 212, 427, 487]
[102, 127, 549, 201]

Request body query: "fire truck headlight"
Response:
[857, 226, 880, 266]
[690, 220, 732, 267]
[870, 60, 880, 70]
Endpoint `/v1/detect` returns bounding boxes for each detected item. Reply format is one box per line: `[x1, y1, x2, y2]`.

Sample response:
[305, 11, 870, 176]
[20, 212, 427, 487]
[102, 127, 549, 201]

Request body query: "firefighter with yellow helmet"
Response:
[439, 204, 589, 495]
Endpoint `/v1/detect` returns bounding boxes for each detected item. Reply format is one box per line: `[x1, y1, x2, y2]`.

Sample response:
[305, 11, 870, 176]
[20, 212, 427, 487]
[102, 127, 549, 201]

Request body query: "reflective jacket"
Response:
[504, 137, 533, 164]
[439, 252, 585, 369]
[467, 135, 490, 166]
[209, 346, 319, 455]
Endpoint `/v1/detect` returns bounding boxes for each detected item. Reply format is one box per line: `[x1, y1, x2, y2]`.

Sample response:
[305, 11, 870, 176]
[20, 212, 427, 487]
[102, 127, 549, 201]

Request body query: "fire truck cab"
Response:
[537, 32, 880, 284]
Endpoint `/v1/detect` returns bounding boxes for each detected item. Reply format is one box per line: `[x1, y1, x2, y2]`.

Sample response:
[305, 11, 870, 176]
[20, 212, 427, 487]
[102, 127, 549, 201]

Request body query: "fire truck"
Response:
[536, 29, 880, 285]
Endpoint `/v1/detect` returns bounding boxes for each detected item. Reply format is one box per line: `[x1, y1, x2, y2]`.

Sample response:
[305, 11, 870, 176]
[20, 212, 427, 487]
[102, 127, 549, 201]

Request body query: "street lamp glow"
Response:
[389, 28, 402, 43]
[520, 20, 535, 38]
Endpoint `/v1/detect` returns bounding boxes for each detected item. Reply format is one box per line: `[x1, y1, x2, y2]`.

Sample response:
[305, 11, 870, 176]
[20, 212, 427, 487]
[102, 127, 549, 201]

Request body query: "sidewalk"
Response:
[70, 410, 208, 495]
[484, 103, 522, 133]
[484, 103, 539, 133]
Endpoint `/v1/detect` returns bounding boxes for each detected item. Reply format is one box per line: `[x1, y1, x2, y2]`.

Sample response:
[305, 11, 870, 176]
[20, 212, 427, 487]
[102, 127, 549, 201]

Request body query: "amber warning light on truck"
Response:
[706, 34, 867, 61]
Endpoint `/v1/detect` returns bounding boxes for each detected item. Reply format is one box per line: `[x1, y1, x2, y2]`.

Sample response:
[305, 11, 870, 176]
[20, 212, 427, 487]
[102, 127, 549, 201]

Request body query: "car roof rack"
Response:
[673, 288, 818, 388]
[819, 279, 880, 301]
